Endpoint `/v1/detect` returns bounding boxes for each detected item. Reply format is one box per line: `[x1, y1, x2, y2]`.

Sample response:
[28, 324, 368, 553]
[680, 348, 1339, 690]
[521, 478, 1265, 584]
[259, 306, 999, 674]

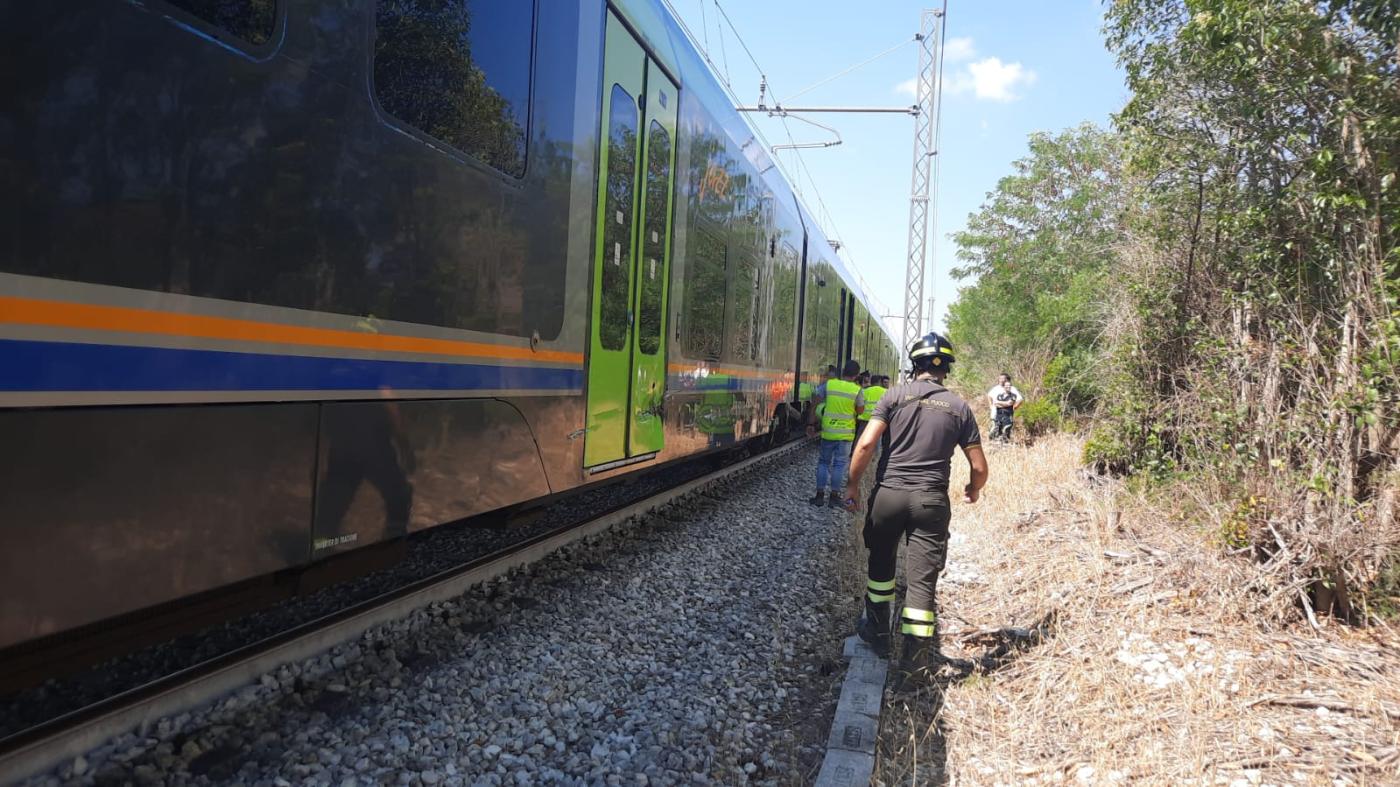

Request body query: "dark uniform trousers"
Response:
[863, 486, 951, 639]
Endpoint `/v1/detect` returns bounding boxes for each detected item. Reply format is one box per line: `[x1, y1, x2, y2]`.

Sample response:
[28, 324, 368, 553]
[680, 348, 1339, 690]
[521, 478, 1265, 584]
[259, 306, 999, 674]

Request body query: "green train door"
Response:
[584, 11, 679, 469]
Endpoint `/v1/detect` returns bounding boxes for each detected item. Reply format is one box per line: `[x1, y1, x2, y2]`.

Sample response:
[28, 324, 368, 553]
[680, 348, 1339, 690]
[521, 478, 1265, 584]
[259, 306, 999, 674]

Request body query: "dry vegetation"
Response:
[874, 435, 1400, 786]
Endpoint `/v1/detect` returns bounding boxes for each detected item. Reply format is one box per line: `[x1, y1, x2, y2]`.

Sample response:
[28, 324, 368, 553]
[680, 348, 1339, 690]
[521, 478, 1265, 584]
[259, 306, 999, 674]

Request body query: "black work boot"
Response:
[808, 491, 826, 507]
[828, 491, 844, 508]
[856, 601, 892, 658]
[894, 635, 937, 694]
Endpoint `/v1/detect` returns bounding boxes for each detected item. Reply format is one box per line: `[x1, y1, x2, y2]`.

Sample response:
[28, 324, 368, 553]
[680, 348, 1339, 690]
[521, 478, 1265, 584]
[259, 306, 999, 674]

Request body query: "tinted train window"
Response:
[599, 84, 638, 352]
[165, 0, 278, 45]
[771, 243, 798, 363]
[374, 0, 533, 176]
[637, 120, 672, 356]
[729, 252, 759, 362]
[683, 226, 727, 361]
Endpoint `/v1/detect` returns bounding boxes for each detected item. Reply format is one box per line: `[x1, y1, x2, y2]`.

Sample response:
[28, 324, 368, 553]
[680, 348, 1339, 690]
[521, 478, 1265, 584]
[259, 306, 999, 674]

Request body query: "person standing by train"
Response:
[842, 333, 988, 689]
[854, 372, 887, 453]
[809, 365, 833, 429]
[850, 371, 871, 454]
[807, 359, 863, 508]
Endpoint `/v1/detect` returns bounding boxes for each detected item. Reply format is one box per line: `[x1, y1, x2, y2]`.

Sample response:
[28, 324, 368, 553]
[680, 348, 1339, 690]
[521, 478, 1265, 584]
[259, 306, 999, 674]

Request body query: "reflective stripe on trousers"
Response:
[901, 606, 936, 638]
[866, 577, 896, 604]
[862, 485, 951, 638]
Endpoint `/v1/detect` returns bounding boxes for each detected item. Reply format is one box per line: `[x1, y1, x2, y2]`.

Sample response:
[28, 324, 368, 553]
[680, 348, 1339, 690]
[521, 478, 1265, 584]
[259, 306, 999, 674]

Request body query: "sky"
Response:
[666, 0, 1128, 345]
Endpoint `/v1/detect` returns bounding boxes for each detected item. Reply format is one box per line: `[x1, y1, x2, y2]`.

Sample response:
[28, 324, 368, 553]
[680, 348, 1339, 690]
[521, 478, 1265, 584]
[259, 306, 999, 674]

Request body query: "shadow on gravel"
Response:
[878, 610, 1059, 785]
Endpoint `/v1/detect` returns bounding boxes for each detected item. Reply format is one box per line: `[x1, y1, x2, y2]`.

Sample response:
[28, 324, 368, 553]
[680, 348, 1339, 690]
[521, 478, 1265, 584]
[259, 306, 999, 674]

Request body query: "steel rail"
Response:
[0, 438, 810, 786]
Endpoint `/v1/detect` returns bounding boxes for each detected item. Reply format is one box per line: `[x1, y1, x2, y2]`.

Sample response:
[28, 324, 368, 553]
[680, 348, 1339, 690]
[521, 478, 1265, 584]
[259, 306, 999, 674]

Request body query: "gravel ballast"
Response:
[27, 443, 865, 786]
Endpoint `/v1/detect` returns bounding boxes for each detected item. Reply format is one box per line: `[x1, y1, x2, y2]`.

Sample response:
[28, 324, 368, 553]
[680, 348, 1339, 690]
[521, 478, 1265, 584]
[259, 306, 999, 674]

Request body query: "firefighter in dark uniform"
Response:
[842, 332, 989, 688]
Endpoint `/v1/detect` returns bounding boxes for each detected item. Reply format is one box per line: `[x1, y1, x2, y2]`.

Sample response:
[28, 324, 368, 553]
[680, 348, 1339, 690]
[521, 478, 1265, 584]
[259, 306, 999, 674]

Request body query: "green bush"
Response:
[1371, 555, 1400, 621]
[1018, 399, 1062, 438]
[1083, 426, 1130, 475]
[1043, 350, 1100, 414]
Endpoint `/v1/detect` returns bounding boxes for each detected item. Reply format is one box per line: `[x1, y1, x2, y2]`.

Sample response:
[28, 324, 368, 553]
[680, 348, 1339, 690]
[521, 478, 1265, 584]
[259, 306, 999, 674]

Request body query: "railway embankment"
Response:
[873, 435, 1400, 785]
[22, 444, 871, 787]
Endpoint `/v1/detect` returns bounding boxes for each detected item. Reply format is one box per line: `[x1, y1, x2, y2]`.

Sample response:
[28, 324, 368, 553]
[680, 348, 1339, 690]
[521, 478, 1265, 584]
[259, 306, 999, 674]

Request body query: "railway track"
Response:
[1, 438, 808, 786]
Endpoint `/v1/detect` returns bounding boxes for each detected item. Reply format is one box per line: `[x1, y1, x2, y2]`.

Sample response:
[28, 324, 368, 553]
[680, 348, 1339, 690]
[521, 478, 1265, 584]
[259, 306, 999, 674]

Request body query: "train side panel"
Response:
[0, 404, 316, 650]
[0, 0, 900, 654]
[0, 0, 596, 646]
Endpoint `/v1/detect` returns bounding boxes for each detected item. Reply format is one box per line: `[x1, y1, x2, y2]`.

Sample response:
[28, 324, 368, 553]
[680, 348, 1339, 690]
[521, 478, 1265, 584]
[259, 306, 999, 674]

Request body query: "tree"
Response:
[1101, 0, 1399, 618]
[946, 123, 1126, 412]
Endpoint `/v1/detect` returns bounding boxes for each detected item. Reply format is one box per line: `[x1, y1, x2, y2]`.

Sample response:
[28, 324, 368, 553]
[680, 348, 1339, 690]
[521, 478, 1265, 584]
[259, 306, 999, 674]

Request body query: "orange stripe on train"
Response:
[666, 363, 790, 379]
[0, 296, 584, 365]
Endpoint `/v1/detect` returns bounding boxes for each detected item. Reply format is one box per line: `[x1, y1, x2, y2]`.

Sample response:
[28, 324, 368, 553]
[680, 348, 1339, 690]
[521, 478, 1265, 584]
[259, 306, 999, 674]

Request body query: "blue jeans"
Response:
[815, 438, 850, 493]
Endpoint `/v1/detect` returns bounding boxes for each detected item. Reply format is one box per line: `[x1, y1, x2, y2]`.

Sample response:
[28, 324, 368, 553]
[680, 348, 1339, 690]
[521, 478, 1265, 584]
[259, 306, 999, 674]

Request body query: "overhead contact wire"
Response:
[668, 0, 884, 315]
[780, 36, 918, 104]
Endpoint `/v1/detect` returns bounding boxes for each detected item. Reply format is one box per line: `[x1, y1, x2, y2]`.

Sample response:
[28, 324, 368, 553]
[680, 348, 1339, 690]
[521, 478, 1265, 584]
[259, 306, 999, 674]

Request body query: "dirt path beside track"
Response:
[874, 434, 1400, 786]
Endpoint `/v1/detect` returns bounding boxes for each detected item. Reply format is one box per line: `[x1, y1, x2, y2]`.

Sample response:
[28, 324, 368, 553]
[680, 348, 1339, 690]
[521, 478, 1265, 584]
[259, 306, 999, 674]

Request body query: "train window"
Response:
[599, 84, 638, 352]
[164, 0, 278, 45]
[373, 0, 534, 177]
[728, 252, 761, 362]
[637, 120, 672, 356]
[682, 226, 727, 361]
[771, 243, 799, 363]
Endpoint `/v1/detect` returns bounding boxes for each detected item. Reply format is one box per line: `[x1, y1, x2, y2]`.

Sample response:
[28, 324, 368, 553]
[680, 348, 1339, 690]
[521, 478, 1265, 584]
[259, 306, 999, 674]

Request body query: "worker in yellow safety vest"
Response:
[854, 373, 888, 452]
[805, 359, 864, 508]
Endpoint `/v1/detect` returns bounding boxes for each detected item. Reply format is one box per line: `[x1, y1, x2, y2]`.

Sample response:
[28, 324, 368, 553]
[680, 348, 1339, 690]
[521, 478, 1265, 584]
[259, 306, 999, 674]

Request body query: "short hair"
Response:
[999, 372, 1012, 382]
[843, 359, 861, 377]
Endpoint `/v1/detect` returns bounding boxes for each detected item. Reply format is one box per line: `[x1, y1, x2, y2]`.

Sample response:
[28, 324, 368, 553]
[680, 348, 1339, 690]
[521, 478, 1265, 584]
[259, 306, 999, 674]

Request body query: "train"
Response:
[0, 0, 900, 658]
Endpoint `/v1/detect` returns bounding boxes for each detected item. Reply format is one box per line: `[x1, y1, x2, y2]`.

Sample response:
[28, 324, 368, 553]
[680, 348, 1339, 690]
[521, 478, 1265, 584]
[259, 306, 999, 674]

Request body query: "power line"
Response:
[714, 4, 733, 89]
[711, 0, 765, 75]
[665, 0, 892, 320]
[697, 0, 709, 62]
[781, 35, 917, 103]
[707, 4, 860, 272]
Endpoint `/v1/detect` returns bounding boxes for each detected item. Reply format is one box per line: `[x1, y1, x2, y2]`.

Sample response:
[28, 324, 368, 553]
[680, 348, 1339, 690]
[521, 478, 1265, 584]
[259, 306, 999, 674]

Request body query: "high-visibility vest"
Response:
[820, 379, 860, 441]
[858, 386, 887, 422]
[797, 382, 813, 402]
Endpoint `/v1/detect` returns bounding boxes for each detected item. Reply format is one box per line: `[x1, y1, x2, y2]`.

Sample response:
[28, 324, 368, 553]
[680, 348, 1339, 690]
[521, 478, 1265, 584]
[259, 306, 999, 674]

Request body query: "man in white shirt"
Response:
[986, 373, 1024, 442]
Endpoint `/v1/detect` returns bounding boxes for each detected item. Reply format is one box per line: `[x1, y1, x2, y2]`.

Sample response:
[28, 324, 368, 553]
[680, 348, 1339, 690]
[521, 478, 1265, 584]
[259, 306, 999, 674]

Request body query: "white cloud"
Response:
[894, 37, 974, 97]
[893, 39, 1037, 104]
[946, 57, 1037, 102]
[944, 36, 976, 63]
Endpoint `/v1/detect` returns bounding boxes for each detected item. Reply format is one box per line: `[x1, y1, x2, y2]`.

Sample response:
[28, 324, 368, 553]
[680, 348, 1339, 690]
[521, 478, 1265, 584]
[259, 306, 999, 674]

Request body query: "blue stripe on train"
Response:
[0, 340, 583, 392]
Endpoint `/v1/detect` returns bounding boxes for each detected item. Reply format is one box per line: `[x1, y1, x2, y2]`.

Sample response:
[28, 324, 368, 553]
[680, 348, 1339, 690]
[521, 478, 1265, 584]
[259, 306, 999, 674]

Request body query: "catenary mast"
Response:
[902, 5, 946, 361]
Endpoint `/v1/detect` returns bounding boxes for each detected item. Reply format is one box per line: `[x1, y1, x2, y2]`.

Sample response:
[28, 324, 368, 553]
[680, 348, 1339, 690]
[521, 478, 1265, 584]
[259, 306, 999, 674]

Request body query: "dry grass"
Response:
[874, 434, 1400, 786]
